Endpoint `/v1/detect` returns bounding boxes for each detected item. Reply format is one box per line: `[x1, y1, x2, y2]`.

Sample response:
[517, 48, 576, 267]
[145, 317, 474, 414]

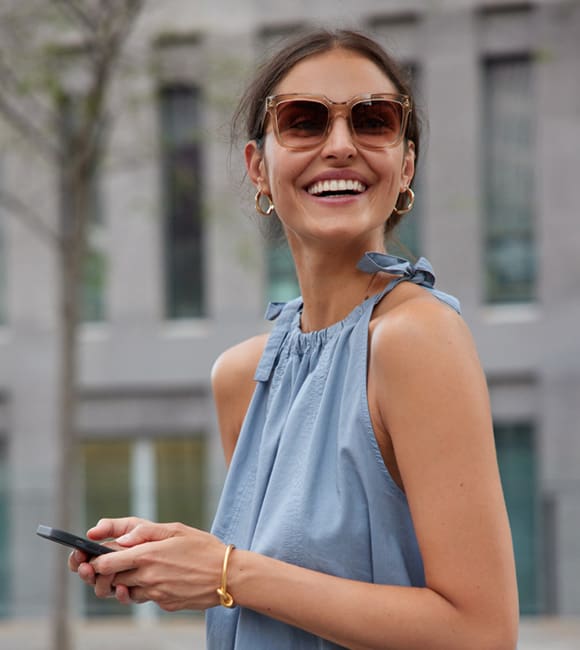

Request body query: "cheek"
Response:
[260, 141, 284, 194]
[263, 150, 308, 200]
[373, 151, 406, 189]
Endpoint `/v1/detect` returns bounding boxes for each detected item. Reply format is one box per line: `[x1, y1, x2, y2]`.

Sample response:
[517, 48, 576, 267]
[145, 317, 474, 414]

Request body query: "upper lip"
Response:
[305, 169, 369, 187]
[304, 169, 370, 189]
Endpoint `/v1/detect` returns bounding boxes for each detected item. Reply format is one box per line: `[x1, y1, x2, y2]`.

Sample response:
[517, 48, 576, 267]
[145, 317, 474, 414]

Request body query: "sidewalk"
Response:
[0, 617, 206, 650]
[518, 618, 580, 649]
[0, 616, 578, 649]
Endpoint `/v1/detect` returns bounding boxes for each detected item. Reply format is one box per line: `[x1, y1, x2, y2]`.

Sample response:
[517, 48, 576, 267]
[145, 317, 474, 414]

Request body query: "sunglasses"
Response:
[262, 93, 412, 151]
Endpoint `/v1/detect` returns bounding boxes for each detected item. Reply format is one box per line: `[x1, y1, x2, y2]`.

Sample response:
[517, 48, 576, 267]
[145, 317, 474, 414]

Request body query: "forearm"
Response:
[227, 550, 515, 650]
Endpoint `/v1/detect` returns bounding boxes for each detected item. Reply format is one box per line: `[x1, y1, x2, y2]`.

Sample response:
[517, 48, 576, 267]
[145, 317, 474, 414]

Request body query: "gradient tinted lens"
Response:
[351, 99, 404, 146]
[273, 97, 406, 148]
[275, 100, 329, 147]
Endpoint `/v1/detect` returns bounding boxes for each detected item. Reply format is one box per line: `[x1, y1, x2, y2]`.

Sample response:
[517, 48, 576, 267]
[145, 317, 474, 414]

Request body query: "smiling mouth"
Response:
[307, 179, 367, 197]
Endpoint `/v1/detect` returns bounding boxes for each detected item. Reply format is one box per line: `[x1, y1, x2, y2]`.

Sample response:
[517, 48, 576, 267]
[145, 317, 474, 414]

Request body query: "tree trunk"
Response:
[51, 169, 91, 650]
[0, 6, 144, 647]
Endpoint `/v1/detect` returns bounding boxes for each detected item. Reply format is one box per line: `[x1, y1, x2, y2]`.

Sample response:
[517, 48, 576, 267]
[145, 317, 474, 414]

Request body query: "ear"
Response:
[400, 140, 416, 192]
[244, 140, 270, 194]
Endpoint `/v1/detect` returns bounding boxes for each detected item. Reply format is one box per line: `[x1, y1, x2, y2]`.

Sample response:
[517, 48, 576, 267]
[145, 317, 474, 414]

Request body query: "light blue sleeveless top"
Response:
[207, 253, 461, 649]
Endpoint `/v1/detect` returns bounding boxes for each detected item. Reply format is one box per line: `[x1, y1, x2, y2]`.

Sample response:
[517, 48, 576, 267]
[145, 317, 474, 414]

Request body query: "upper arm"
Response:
[211, 334, 268, 467]
[370, 298, 518, 625]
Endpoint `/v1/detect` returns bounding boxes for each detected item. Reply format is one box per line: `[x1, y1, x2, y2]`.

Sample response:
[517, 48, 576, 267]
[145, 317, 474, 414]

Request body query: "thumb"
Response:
[115, 522, 172, 547]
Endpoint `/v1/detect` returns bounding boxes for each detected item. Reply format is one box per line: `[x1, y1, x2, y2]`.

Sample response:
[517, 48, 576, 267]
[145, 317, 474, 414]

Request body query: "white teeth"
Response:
[307, 179, 367, 195]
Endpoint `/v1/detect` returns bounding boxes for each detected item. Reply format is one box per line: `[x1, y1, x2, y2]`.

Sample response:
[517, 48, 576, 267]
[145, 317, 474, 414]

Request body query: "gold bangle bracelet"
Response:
[216, 543, 236, 608]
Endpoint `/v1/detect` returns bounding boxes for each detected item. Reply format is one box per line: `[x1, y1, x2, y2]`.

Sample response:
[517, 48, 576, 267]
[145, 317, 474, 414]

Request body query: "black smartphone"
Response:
[36, 524, 115, 557]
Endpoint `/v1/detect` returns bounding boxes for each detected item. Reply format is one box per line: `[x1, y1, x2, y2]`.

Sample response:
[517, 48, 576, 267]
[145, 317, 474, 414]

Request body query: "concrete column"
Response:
[421, 7, 481, 310]
[536, 1, 580, 615]
[5, 156, 61, 617]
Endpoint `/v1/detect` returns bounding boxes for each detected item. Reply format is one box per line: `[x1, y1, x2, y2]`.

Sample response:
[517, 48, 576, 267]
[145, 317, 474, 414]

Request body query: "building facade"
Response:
[0, 0, 579, 622]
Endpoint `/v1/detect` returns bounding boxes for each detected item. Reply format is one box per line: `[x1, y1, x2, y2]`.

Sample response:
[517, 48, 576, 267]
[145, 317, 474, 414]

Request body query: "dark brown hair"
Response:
[233, 28, 422, 241]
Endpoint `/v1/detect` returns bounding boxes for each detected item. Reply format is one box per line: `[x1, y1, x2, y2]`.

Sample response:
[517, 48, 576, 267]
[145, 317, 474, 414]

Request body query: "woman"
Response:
[70, 29, 519, 649]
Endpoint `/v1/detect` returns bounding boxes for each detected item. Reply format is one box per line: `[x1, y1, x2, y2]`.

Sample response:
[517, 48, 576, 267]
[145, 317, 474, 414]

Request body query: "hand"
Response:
[68, 517, 148, 604]
[88, 518, 226, 611]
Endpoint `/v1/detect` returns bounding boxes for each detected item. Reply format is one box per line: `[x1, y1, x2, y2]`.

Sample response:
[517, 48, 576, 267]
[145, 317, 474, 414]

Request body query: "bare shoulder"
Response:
[370, 282, 474, 367]
[369, 281, 487, 446]
[211, 333, 269, 391]
[211, 334, 269, 466]
[369, 281, 494, 488]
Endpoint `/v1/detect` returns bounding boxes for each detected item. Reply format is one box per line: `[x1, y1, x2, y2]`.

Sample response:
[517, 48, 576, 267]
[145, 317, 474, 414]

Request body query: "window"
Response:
[259, 24, 306, 55]
[0, 439, 8, 618]
[389, 63, 422, 260]
[0, 199, 5, 326]
[259, 27, 303, 304]
[159, 85, 205, 319]
[483, 58, 536, 303]
[389, 189, 421, 260]
[81, 237, 107, 323]
[266, 242, 299, 302]
[0, 158, 8, 326]
[59, 93, 107, 322]
[494, 421, 539, 614]
[82, 440, 130, 617]
[156, 438, 206, 526]
[82, 436, 207, 617]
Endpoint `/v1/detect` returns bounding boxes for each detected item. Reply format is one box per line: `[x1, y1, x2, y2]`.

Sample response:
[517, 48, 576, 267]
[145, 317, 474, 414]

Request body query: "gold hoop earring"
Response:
[394, 187, 415, 216]
[255, 190, 275, 216]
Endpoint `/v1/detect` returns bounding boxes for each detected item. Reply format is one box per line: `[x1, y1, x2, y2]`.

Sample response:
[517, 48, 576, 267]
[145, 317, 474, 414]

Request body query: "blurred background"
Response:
[0, 0, 579, 648]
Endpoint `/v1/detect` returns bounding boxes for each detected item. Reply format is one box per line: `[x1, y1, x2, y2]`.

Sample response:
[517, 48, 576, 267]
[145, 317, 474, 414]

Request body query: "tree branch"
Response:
[0, 50, 48, 112]
[65, 0, 143, 182]
[53, 0, 99, 34]
[0, 188, 62, 249]
[0, 92, 60, 160]
[0, 50, 62, 157]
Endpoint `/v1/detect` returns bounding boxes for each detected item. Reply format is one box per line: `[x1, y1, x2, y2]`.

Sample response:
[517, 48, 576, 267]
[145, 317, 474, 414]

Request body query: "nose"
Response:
[320, 115, 357, 160]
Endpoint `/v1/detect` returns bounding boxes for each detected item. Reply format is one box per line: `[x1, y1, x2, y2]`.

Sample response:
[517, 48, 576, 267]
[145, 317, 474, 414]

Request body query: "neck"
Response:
[290, 242, 385, 333]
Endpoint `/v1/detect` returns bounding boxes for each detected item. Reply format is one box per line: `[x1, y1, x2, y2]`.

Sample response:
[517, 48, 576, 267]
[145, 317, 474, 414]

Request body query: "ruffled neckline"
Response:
[264, 252, 437, 338]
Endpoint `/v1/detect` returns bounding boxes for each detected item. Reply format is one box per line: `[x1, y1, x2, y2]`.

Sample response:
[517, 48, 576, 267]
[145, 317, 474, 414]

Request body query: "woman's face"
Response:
[246, 47, 415, 253]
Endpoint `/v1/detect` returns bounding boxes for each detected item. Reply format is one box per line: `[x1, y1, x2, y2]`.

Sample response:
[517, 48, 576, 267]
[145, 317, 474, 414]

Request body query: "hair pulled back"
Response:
[233, 28, 422, 240]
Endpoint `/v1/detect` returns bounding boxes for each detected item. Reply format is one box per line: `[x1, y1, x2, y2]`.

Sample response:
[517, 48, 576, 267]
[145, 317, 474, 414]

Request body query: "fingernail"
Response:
[116, 534, 130, 544]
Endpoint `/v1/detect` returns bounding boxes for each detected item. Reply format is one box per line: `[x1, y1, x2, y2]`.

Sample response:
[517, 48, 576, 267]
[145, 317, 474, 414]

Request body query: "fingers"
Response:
[114, 584, 133, 605]
[94, 572, 117, 599]
[93, 574, 136, 605]
[87, 517, 169, 550]
[82, 524, 222, 612]
[87, 516, 148, 542]
[91, 523, 178, 575]
[77, 559, 134, 604]
[112, 571, 146, 604]
[90, 546, 139, 577]
[77, 561, 97, 587]
[115, 521, 176, 547]
[76, 520, 208, 610]
[68, 549, 89, 572]
[71, 517, 158, 607]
